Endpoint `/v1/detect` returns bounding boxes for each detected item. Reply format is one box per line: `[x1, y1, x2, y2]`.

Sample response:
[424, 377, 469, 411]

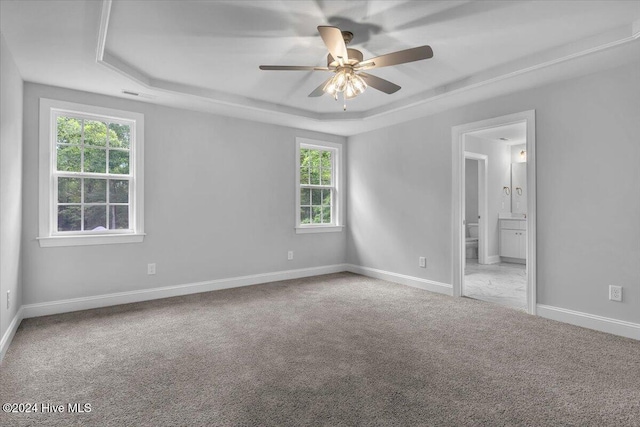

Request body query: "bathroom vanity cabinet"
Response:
[499, 219, 526, 262]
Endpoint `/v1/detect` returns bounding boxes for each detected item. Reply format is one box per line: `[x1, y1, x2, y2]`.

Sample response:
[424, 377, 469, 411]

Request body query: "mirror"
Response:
[511, 163, 527, 214]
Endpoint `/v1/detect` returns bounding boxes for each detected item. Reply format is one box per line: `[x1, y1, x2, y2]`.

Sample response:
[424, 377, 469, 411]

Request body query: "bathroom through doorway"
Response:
[452, 111, 537, 314]
[464, 130, 526, 311]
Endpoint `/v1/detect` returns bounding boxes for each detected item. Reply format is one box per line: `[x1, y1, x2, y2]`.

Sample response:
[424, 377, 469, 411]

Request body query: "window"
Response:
[295, 138, 344, 233]
[38, 99, 144, 247]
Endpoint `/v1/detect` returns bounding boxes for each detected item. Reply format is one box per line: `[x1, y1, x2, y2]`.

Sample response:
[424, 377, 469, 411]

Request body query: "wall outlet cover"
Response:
[147, 263, 156, 275]
[419, 257, 426, 268]
[609, 285, 622, 302]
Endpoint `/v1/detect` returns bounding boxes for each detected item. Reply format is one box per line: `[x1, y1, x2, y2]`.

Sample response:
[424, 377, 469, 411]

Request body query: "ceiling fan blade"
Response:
[318, 26, 349, 63]
[359, 45, 433, 69]
[259, 65, 330, 71]
[359, 72, 401, 94]
[308, 77, 333, 97]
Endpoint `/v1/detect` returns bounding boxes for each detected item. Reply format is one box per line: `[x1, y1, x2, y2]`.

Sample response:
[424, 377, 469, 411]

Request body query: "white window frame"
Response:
[38, 98, 145, 247]
[295, 137, 344, 234]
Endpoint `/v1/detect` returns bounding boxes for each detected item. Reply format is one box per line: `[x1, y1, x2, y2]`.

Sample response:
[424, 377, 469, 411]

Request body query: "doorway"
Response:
[452, 111, 537, 314]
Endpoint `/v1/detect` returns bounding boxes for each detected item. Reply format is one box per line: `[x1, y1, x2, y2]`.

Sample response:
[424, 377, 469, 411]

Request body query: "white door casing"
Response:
[452, 110, 537, 314]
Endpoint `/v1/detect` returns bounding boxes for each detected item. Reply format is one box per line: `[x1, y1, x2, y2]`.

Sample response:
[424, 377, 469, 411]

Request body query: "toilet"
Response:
[466, 223, 479, 259]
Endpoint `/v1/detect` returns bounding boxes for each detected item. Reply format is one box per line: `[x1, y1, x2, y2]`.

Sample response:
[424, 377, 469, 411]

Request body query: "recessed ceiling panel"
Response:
[104, 0, 639, 114]
[469, 122, 526, 145]
[1, 0, 638, 133]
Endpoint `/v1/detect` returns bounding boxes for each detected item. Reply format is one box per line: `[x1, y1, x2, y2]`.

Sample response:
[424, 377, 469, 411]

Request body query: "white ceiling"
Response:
[469, 122, 526, 146]
[1, 0, 639, 136]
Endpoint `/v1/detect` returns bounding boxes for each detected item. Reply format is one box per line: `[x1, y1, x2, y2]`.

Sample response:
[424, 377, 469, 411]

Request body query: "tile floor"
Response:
[464, 259, 527, 311]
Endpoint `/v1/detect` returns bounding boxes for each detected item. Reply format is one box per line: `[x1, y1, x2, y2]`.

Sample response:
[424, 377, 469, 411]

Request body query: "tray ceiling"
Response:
[1, 0, 639, 135]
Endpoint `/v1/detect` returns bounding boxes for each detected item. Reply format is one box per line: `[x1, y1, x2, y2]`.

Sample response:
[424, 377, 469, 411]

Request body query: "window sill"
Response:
[37, 233, 146, 248]
[295, 225, 344, 234]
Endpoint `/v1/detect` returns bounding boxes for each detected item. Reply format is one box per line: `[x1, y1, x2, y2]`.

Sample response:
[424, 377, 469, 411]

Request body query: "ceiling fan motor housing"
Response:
[327, 48, 364, 67]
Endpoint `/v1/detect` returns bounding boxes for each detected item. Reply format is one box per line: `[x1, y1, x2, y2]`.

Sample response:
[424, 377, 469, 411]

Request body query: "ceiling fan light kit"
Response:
[259, 25, 433, 111]
[323, 68, 367, 98]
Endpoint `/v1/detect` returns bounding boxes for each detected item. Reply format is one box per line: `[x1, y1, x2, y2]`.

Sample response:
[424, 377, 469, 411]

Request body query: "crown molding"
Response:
[96, 1, 640, 134]
[363, 23, 640, 121]
[95, 0, 112, 64]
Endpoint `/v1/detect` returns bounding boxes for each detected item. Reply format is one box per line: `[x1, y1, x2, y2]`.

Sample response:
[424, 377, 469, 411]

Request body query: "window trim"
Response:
[38, 98, 145, 247]
[295, 137, 344, 234]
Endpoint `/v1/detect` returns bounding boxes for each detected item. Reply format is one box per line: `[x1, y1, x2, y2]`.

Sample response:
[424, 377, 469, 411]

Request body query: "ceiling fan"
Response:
[259, 26, 433, 110]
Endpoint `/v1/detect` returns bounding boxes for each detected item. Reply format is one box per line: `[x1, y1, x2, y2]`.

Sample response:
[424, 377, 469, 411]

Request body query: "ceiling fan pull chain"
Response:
[343, 92, 347, 111]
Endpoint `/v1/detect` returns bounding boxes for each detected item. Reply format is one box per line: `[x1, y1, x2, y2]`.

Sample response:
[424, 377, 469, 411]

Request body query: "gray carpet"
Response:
[1, 273, 639, 426]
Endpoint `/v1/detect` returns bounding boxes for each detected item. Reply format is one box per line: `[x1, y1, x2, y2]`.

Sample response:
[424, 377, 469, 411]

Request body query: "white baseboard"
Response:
[486, 255, 501, 264]
[537, 304, 640, 340]
[10, 265, 636, 365]
[345, 264, 453, 296]
[1, 307, 24, 362]
[20, 263, 451, 321]
[500, 256, 526, 265]
[22, 264, 348, 319]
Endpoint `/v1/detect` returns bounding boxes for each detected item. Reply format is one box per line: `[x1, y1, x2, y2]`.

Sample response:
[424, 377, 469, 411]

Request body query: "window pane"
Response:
[109, 205, 129, 229]
[322, 189, 332, 206]
[300, 148, 309, 166]
[321, 150, 332, 169]
[84, 206, 106, 230]
[311, 189, 321, 205]
[58, 206, 81, 231]
[57, 116, 81, 144]
[321, 167, 332, 185]
[309, 150, 320, 185]
[84, 148, 106, 173]
[57, 145, 81, 172]
[58, 177, 81, 203]
[322, 206, 332, 223]
[108, 123, 130, 149]
[109, 180, 129, 203]
[109, 150, 130, 174]
[84, 178, 106, 203]
[300, 149, 310, 183]
[311, 206, 322, 224]
[300, 207, 311, 224]
[299, 166, 310, 185]
[300, 188, 310, 205]
[84, 120, 107, 146]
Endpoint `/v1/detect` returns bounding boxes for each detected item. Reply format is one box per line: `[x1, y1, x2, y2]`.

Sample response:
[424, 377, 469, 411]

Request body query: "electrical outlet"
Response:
[6, 290, 10, 309]
[287, 251, 294, 260]
[609, 285, 622, 302]
[419, 257, 426, 268]
[147, 263, 156, 275]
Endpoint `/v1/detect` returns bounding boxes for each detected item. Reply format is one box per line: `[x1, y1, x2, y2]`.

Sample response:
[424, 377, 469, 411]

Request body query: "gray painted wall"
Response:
[464, 158, 478, 236]
[346, 61, 640, 324]
[0, 33, 24, 339]
[10, 54, 640, 337]
[465, 135, 511, 258]
[21, 83, 346, 305]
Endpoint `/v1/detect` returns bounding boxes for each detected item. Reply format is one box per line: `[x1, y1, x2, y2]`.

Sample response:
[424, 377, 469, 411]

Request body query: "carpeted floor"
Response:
[1, 273, 639, 426]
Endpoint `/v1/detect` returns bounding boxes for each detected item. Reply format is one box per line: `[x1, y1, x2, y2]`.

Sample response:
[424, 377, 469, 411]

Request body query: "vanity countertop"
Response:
[499, 214, 526, 220]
